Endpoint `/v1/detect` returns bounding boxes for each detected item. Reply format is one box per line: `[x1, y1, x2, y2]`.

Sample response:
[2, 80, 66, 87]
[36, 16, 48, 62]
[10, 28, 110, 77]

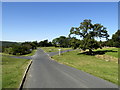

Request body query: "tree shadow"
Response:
[77, 50, 118, 56]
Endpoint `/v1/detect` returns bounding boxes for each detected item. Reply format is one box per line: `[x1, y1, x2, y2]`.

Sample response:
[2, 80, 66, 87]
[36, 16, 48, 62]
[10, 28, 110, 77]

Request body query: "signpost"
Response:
[58, 49, 61, 56]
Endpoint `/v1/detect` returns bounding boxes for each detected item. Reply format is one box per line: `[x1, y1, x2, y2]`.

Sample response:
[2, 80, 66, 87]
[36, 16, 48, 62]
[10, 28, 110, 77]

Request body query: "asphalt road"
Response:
[23, 48, 118, 88]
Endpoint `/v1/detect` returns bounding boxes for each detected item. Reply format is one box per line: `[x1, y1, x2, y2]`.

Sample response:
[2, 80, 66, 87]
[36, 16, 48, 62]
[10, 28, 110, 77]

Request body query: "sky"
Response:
[2, 2, 118, 42]
[2, 0, 120, 2]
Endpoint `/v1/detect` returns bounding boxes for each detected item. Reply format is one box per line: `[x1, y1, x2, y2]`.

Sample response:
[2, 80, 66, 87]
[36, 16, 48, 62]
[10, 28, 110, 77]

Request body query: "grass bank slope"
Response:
[52, 48, 118, 85]
[2, 56, 31, 88]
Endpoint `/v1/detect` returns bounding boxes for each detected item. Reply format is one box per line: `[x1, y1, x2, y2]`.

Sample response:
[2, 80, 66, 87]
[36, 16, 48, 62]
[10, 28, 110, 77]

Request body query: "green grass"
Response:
[0, 56, 2, 89]
[0, 53, 14, 56]
[52, 49, 118, 85]
[40, 47, 71, 53]
[22, 49, 37, 56]
[2, 56, 31, 88]
[95, 47, 118, 58]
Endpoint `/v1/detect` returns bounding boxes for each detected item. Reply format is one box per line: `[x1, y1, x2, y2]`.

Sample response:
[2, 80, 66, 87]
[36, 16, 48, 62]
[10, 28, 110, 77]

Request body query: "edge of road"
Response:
[19, 48, 118, 88]
[41, 48, 59, 59]
[19, 59, 33, 90]
[41, 48, 118, 88]
[41, 48, 68, 65]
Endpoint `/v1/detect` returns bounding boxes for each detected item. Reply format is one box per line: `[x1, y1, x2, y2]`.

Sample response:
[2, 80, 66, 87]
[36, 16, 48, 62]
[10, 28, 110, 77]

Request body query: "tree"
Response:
[104, 30, 120, 47]
[32, 41, 38, 47]
[12, 45, 21, 55]
[105, 39, 113, 47]
[38, 40, 53, 47]
[69, 37, 81, 49]
[69, 19, 109, 54]
[4, 47, 13, 54]
[52, 38, 59, 47]
[112, 30, 120, 47]
[11, 43, 32, 55]
[52, 36, 70, 48]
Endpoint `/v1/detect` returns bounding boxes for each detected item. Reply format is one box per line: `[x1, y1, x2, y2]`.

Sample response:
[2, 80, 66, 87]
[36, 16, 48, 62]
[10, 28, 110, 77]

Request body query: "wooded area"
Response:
[1, 19, 120, 55]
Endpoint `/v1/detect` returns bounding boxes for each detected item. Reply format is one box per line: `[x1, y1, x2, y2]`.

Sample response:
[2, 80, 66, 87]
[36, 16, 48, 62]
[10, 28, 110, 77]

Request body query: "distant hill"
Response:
[0, 41, 20, 47]
[0, 41, 21, 52]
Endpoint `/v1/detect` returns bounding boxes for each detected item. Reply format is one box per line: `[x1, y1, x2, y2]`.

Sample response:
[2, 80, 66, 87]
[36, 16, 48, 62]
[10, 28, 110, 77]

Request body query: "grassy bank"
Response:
[52, 48, 118, 84]
[2, 56, 31, 88]
[22, 49, 37, 56]
[41, 47, 71, 53]
[95, 47, 118, 58]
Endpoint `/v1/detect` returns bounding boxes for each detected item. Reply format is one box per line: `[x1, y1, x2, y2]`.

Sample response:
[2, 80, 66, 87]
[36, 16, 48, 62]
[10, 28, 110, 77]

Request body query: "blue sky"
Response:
[2, 2, 118, 42]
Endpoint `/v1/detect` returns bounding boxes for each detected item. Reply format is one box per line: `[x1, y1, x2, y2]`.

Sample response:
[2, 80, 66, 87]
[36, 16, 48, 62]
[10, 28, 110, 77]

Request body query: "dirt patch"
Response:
[95, 55, 118, 63]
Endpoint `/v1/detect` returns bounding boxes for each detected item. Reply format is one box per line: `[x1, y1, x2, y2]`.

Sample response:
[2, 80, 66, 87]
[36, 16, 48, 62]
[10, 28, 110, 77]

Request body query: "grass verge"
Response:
[2, 56, 31, 88]
[40, 47, 71, 53]
[0, 53, 14, 56]
[52, 48, 118, 85]
[22, 49, 37, 56]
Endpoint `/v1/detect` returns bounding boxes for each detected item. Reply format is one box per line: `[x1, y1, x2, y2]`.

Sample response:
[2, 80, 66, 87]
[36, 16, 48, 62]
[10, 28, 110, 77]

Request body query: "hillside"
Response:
[0, 41, 20, 52]
[0, 41, 20, 47]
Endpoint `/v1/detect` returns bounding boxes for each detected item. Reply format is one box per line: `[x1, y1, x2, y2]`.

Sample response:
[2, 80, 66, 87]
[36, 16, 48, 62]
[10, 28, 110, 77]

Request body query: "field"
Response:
[40, 47, 71, 53]
[52, 47, 118, 84]
[2, 56, 31, 88]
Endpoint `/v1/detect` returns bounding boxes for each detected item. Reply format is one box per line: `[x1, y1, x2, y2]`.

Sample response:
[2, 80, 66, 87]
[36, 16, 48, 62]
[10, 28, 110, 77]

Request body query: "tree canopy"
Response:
[112, 30, 120, 47]
[52, 36, 70, 48]
[69, 19, 109, 53]
[103, 30, 120, 47]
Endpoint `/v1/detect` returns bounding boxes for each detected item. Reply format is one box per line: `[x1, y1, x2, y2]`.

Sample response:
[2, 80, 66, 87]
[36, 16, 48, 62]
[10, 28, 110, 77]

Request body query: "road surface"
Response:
[23, 48, 118, 88]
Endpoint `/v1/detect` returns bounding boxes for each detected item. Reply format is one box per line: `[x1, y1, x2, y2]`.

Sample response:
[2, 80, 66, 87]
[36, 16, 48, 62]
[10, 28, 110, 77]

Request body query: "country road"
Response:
[23, 48, 118, 88]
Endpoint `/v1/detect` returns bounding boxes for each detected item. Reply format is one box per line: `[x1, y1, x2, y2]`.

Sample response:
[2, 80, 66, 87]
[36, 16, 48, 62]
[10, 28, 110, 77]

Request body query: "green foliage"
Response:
[32, 41, 38, 47]
[2, 41, 38, 55]
[22, 42, 36, 49]
[69, 19, 109, 53]
[0, 41, 19, 47]
[104, 30, 120, 47]
[104, 39, 113, 47]
[4, 47, 13, 54]
[0, 41, 20, 52]
[69, 37, 81, 49]
[38, 40, 53, 47]
[112, 30, 120, 47]
[11, 43, 35, 55]
[52, 38, 59, 46]
[52, 36, 70, 48]
[79, 39, 101, 51]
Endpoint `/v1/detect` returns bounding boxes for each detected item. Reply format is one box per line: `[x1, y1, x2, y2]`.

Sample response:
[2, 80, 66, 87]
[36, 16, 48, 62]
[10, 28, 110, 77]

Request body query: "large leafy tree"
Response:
[38, 40, 53, 47]
[69, 19, 109, 53]
[69, 37, 81, 49]
[112, 30, 120, 47]
[104, 30, 120, 47]
[52, 36, 70, 47]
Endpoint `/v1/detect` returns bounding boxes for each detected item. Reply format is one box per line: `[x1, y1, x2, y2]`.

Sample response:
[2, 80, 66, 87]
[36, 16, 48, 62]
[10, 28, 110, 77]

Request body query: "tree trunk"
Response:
[89, 49, 93, 55]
